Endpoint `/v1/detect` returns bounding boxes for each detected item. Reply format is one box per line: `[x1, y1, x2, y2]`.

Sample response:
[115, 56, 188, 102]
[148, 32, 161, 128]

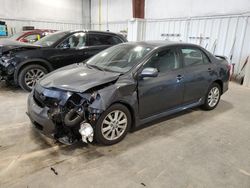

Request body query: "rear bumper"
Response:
[27, 93, 56, 138]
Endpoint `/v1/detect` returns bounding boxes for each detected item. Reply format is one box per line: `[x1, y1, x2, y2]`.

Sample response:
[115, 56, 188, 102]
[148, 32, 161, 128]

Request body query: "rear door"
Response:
[138, 47, 185, 119]
[179, 46, 214, 104]
[85, 33, 124, 58]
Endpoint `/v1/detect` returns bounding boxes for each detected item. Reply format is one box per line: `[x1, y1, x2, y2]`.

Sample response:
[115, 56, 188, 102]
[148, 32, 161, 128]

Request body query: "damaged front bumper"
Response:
[27, 93, 56, 138]
[0, 56, 15, 82]
[27, 85, 102, 145]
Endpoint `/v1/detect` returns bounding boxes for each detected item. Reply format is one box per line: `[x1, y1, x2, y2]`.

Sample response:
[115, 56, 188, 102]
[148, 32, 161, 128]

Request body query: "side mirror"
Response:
[140, 67, 158, 78]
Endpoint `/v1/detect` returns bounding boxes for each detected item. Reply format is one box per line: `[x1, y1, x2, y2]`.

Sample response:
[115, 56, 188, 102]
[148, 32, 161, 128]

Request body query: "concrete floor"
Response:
[0, 82, 249, 188]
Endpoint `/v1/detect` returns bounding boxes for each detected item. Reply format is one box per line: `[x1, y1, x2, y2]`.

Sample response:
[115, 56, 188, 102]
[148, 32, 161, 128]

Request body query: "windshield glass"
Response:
[9, 32, 25, 40]
[86, 44, 153, 73]
[35, 31, 68, 47]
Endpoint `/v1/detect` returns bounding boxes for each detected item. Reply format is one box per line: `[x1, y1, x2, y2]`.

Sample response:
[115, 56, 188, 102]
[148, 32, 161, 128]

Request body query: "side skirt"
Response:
[137, 98, 204, 127]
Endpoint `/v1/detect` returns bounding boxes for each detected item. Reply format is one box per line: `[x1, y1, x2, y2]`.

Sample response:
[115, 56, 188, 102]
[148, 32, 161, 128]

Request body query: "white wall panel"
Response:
[90, 0, 131, 33]
[91, 0, 132, 23]
[141, 15, 250, 74]
[0, 0, 90, 34]
[145, 0, 250, 19]
[91, 21, 128, 33]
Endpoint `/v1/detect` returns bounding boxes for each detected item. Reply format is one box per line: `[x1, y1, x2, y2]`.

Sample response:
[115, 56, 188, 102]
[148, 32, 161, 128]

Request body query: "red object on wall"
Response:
[132, 0, 145, 19]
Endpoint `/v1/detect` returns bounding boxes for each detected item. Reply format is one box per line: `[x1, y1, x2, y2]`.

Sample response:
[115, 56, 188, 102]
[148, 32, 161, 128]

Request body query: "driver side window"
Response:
[58, 32, 86, 49]
[145, 48, 180, 73]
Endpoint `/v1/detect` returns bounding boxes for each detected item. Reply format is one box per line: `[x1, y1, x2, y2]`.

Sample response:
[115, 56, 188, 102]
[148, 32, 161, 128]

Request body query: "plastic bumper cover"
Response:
[27, 93, 56, 138]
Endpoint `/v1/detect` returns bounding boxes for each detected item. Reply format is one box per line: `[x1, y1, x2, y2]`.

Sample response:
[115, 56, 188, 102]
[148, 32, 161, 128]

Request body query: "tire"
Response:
[94, 103, 131, 145]
[202, 82, 221, 110]
[18, 64, 48, 92]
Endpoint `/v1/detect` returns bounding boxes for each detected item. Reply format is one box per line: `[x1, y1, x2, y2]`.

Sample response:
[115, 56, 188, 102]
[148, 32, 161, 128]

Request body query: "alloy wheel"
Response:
[101, 110, 128, 141]
[24, 68, 45, 89]
[207, 87, 220, 107]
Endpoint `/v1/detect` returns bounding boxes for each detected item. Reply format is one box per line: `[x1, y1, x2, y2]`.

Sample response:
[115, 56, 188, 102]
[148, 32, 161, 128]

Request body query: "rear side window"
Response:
[88, 34, 123, 46]
[181, 48, 210, 67]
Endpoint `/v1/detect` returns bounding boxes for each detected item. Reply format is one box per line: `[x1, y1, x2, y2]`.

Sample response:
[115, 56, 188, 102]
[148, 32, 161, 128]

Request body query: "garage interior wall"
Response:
[90, 0, 132, 32]
[91, 0, 250, 74]
[0, 0, 91, 34]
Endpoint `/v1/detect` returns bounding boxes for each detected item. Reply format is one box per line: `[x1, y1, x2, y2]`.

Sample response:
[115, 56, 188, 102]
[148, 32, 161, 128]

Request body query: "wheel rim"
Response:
[101, 110, 128, 141]
[207, 87, 220, 107]
[24, 68, 45, 89]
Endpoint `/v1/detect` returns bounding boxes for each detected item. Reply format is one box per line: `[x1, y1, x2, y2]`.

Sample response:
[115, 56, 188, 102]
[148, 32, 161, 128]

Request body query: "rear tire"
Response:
[94, 104, 131, 145]
[202, 82, 221, 110]
[18, 64, 48, 92]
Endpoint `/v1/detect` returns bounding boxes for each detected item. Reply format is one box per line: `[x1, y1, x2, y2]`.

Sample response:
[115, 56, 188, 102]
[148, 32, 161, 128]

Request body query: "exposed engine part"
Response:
[79, 122, 94, 143]
[42, 91, 101, 144]
[64, 107, 85, 127]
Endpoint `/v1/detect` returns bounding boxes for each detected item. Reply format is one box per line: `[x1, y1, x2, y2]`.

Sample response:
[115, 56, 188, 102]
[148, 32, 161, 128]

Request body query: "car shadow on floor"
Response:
[133, 99, 233, 132]
[0, 80, 25, 93]
[29, 99, 233, 154]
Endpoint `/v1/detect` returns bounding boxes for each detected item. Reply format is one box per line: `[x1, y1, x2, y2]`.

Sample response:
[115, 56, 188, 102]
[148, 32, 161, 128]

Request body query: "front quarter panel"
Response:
[89, 76, 138, 124]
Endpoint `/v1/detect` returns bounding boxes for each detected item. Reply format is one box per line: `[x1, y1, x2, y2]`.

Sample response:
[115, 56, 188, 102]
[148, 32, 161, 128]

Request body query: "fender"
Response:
[14, 58, 54, 84]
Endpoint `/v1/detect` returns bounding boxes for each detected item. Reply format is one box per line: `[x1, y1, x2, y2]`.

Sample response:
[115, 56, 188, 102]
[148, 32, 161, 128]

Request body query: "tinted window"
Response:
[58, 32, 86, 49]
[181, 48, 210, 66]
[145, 48, 180, 73]
[88, 34, 123, 46]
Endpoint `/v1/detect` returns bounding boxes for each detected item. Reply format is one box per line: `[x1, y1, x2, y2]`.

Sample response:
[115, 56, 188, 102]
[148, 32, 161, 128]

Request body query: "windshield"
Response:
[86, 44, 153, 73]
[9, 32, 25, 40]
[35, 31, 68, 47]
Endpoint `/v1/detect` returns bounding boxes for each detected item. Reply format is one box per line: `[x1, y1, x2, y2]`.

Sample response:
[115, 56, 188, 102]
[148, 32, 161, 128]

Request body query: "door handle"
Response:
[176, 75, 183, 82]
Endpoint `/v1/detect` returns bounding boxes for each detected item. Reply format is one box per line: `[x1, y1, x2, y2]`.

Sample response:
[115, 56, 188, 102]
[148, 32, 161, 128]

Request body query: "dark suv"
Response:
[0, 30, 127, 91]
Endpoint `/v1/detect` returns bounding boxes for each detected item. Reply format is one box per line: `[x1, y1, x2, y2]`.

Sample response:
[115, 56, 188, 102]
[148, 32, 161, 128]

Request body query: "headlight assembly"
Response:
[0, 55, 15, 67]
[6, 64, 15, 75]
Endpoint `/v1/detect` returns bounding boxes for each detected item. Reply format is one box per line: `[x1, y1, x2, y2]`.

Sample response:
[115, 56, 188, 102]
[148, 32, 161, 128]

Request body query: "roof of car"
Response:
[124, 40, 204, 49]
[67, 30, 122, 36]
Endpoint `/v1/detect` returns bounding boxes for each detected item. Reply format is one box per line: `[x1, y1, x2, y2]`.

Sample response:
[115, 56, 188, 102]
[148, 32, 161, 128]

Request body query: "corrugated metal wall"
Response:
[144, 15, 250, 74]
[1, 18, 87, 35]
[91, 21, 128, 32]
[92, 14, 250, 74]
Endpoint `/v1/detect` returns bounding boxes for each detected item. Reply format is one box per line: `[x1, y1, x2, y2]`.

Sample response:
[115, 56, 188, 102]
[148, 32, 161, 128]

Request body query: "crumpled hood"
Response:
[0, 39, 40, 55]
[39, 63, 121, 92]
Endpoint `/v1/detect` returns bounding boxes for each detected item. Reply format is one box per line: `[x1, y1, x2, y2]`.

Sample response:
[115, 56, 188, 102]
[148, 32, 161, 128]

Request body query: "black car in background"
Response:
[27, 41, 230, 145]
[0, 30, 127, 91]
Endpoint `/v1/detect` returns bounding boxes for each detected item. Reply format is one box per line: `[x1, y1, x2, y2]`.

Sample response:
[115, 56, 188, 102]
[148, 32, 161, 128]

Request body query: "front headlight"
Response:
[0, 55, 15, 67]
[6, 64, 15, 74]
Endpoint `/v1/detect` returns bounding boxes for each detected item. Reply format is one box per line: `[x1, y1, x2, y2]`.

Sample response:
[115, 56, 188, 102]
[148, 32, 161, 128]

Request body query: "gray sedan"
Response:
[27, 41, 230, 145]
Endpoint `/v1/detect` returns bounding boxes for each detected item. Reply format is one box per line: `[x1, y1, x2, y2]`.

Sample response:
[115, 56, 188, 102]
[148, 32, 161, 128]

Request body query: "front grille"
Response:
[33, 90, 45, 108]
[33, 89, 60, 108]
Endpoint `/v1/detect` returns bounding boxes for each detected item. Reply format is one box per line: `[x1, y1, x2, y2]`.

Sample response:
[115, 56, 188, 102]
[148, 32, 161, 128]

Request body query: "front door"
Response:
[49, 32, 88, 69]
[138, 47, 184, 119]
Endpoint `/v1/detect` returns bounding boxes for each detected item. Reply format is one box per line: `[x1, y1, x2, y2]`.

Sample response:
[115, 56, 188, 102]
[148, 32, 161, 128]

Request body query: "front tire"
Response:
[202, 82, 221, 110]
[18, 64, 48, 92]
[95, 104, 131, 145]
